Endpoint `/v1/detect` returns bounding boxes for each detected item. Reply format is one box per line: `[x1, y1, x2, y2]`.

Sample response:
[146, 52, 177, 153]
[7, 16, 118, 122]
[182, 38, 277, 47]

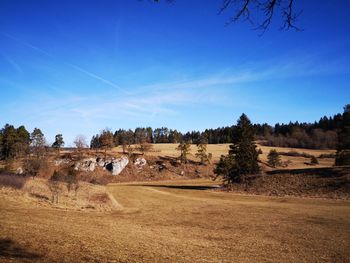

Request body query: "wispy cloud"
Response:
[67, 63, 128, 94]
[1, 32, 127, 93]
[0, 53, 22, 73]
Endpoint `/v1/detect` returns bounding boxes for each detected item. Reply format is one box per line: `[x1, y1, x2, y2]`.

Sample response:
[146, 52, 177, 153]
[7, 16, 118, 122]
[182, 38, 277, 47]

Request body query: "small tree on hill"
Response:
[310, 155, 318, 165]
[31, 128, 46, 158]
[24, 158, 47, 179]
[177, 141, 191, 164]
[214, 114, 260, 184]
[267, 149, 281, 168]
[48, 170, 61, 204]
[99, 129, 114, 157]
[140, 142, 153, 154]
[196, 136, 212, 165]
[65, 167, 79, 196]
[52, 134, 64, 154]
[74, 135, 87, 159]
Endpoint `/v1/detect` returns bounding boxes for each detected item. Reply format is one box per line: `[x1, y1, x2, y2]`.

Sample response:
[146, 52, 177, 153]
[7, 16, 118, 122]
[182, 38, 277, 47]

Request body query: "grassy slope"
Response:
[1, 179, 349, 262]
[111, 143, 335, 169]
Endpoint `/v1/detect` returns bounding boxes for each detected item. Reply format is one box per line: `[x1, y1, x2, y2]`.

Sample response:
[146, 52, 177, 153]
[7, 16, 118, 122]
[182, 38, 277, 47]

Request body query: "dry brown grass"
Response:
[1, 179, 349, 262]
[111, 143, 335, 169]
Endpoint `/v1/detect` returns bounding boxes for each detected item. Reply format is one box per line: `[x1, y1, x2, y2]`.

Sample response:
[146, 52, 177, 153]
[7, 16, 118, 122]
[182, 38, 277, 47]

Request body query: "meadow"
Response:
[1, 178, 349, 262]
[0, 144, 348, 262]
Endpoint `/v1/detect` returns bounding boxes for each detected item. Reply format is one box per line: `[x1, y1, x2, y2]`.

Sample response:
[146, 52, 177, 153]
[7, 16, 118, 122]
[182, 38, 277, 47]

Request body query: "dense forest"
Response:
[1, 105, 349, 161]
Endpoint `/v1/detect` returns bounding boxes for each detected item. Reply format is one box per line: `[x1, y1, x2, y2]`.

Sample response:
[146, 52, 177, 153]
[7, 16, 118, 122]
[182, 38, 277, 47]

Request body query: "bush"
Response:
[278, 151, 312, 158]
[335, 150, 350, 166]
[318, 153, 336, 158]
[267, 150, 281, 168]
[65, 168, 79, 193]
[310, 156, 319, 165]
[0, 174, 27, 189]
[23, 158, 48, 179]
[48, 170, 62, 204]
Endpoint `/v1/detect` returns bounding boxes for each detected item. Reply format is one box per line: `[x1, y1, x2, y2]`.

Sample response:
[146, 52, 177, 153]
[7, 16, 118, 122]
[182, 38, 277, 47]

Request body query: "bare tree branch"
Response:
[153, 0, 302, 33]
[220, 0, 302, 33]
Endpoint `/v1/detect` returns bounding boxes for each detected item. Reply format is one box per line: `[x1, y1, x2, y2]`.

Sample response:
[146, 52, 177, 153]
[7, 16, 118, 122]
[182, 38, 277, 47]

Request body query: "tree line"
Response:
[1, 105, 349, 161]
[90, 107, 345, 150]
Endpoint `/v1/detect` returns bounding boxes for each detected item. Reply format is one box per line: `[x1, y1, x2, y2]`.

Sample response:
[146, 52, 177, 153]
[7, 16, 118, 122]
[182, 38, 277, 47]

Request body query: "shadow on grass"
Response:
[0, 238, 41, 260]
[266, 166, 350, 178]
[139, 184, 221, 191]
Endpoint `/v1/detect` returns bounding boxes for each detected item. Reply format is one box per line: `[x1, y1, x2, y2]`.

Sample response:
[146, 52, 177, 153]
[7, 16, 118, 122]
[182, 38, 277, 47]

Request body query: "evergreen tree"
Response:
[52, 134, 64, 153]
[195, 136, 211, 165]
[335, 104, 350, 165]
[310, 155, 318, 165]
[177, 141, 191, 164]
[0, 124, 17, 159]
[267, 149, 281, 168]
[31, 128, 46, 158]
[99, 129, 114, 155]
[214, 114, 260, 184]
[15, 126, 30, 157]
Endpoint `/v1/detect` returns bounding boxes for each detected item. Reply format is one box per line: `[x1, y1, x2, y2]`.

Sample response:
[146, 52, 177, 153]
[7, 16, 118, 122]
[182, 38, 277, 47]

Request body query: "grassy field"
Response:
[1, 179, 349, 262]
[112, 143, 335, 169]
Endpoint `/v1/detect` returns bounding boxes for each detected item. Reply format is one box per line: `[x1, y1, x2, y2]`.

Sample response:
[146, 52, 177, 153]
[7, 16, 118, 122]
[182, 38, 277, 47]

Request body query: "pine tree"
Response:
[31, 128, 46, 158]
[99, 129, 114, 156]
[267, 149, 281, 167]
[177, 141, 191, 164]
[196, 136, 211, 165]
[335, 105, 350, 166]
[214, 114, 260, 184]
[310, 155, 318, 165]
[52, 134, 64, 154]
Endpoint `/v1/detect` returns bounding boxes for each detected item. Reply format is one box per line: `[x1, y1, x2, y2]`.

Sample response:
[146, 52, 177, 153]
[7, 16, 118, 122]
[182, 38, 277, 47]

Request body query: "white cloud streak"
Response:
[1, 32, 127, 93]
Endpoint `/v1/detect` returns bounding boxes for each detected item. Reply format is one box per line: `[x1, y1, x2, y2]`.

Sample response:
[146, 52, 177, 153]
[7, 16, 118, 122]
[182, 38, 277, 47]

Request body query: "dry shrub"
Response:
[0, 174, 27, 189]
[278, 151, 313, 158]
[89, 192, 110, 204]
[318, 153, 336, 158]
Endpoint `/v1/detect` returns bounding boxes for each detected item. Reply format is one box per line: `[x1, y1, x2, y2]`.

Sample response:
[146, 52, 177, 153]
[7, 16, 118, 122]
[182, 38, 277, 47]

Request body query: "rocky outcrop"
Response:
[134, 157, 147, 169]
[105, 157, 129, 175]
[57, 156, 130, 176]
[74, 158, 97, 172]
[16, 167, 23, 175]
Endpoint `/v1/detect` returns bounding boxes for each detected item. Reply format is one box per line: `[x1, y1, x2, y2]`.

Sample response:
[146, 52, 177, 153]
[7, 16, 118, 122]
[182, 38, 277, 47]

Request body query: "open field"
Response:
[1, 179, 349, 262]
[111, 143, 335, 169]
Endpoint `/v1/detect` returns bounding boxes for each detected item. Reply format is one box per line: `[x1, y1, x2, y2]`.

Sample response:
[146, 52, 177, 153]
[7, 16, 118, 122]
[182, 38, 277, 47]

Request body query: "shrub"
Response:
[267, 149, 281, 168]
[0, 174, 27, 189]
[65, 167, 78, 192]
[335, 150, 350, 166]
[48, 170, 62, 204]
[318, 153, 336, 158]
[310, 156, 319, 165]
[23, 158, 48, 179]
[278, 151, 312, 158]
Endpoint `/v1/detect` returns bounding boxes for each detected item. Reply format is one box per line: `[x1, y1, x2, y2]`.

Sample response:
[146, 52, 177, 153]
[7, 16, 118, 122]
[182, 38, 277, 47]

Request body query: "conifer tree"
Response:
[196, 136, 211, 165]
[335, 104, 350, 165]
[30, 128, 46, 158]
[267, 149, 281, 167]
[177, 141, 191, 164]
[214, 114, 260, 184]
[52, 134, 64, 154]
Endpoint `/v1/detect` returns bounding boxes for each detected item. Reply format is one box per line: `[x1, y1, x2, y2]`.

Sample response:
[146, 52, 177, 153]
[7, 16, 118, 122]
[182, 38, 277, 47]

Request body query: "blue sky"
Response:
[1, 0, 350, 146]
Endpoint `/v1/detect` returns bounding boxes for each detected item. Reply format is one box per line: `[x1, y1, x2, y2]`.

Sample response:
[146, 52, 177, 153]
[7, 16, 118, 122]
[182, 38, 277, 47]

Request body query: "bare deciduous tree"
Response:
[74, 135, 87, 159]
[154, 0, 302, 34]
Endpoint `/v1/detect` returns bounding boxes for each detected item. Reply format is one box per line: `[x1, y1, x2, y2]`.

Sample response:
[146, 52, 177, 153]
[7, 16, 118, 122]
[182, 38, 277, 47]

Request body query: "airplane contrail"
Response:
[0, 32, 128, 94]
